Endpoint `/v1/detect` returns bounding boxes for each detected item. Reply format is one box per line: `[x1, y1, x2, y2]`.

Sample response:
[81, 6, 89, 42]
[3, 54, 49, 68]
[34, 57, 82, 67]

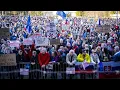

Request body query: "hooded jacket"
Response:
[77, 53, 91, 63]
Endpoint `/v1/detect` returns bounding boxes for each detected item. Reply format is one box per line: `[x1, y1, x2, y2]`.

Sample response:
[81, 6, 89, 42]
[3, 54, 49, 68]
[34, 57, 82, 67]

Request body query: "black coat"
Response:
[30, 55, 39, 69]
[30, 55, 38, 64]
[16, 54, 26, 63]
[16, 54, 26, 68]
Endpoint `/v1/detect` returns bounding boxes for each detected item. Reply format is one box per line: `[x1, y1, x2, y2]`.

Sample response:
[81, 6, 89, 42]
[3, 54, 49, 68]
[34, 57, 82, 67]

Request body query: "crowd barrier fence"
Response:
[0, 62, 120, 79]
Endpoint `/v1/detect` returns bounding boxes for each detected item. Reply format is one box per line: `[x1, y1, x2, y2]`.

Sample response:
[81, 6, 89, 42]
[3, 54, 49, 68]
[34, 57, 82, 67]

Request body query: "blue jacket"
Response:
[112, 51, 120, 62]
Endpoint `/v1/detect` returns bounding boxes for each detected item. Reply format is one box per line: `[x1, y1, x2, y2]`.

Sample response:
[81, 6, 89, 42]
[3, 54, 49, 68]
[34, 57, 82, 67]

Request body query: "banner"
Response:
[29, 33, 41, 40]
[35, 37, 49, 46]
[50, 39, 60, 45]
[95, 25, 110, 33]
[9, 41, 20, 48]
[0, 28, 10, 39]
[23, 38, 33, 45]
[0, 54, 17, 66]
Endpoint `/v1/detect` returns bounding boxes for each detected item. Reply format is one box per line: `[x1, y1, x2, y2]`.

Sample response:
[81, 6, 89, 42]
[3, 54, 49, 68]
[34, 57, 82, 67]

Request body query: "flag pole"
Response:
[116, 11, 118, 26]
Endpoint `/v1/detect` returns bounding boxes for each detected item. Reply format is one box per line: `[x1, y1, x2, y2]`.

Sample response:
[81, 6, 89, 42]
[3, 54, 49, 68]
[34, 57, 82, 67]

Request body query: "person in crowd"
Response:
[51, 51, 59, 62]
[66, 50, 77, 79]
[90, 49, 100, 69]
[75, 49, 91, 72]
[16, 50, 26, 65]
[16, 50, 26, 79]
[38, 48, 50, 68]
[111, 46, 120, 62]
[56, 49, 67, 79]
[49, 51, 60, 78]
[96, 46, 104, 62]
[20, 43, 35, 62]
[107, 41, 114, 57]
[66, 50, 77, 66]
[30, 51, 39, 65]
[38, 47, 50, 78]
[77, 49, 91, 63]
[0, 16, 120, 79]
[30, 51, 39, 79]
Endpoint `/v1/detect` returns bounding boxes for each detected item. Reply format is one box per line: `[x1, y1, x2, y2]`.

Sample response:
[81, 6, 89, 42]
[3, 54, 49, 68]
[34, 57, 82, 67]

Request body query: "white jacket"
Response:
[90, 53, 100, 64]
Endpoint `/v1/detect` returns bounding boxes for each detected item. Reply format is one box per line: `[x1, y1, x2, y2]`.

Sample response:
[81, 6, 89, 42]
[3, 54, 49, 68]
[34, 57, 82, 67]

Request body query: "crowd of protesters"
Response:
[0, 15, 120, 79]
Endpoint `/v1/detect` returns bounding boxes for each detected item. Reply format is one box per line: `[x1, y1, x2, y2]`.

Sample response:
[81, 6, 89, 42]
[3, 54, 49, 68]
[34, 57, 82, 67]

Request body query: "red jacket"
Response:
[38, 52, 50, 66]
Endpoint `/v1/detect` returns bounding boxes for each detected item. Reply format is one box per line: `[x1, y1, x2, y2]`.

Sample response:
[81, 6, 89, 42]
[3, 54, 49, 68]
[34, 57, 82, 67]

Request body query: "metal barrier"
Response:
[0, 62, 119, 79]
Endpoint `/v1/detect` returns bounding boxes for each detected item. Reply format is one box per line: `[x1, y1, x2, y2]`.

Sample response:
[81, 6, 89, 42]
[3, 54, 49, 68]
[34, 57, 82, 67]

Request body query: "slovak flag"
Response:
[82, 61, 89, 70]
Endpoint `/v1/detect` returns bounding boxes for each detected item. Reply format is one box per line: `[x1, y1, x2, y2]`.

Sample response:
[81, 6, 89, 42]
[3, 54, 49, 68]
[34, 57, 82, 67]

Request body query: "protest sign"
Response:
[95, 25, 110, 33]
[35, 37, 49, 46]
[0, 28, 10, 39]
[95, 25, 103, 33]
[20, 68, 29, 75]
[66, 67, 75, 74]
[23, 38, 33, 45]
[46, 22, 57, 38]
[9, 41, 20, 48]
[0, 54, 17, 66]
[102, 25, 110, 33]
[50, 39, 60, 45]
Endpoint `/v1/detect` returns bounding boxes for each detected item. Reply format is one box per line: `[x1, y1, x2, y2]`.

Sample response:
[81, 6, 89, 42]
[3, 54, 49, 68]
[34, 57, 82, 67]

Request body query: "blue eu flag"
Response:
[56, 11, 66, 19]
[26, 15, 31, 33]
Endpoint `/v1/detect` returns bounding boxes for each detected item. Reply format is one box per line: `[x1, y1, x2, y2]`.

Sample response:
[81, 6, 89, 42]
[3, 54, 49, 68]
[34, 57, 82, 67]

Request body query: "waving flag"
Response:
[97, 18, 101, 25]
[56, 11, 66, 19]
[26, 15, 31, 33]
[82, 61, 89, 70]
